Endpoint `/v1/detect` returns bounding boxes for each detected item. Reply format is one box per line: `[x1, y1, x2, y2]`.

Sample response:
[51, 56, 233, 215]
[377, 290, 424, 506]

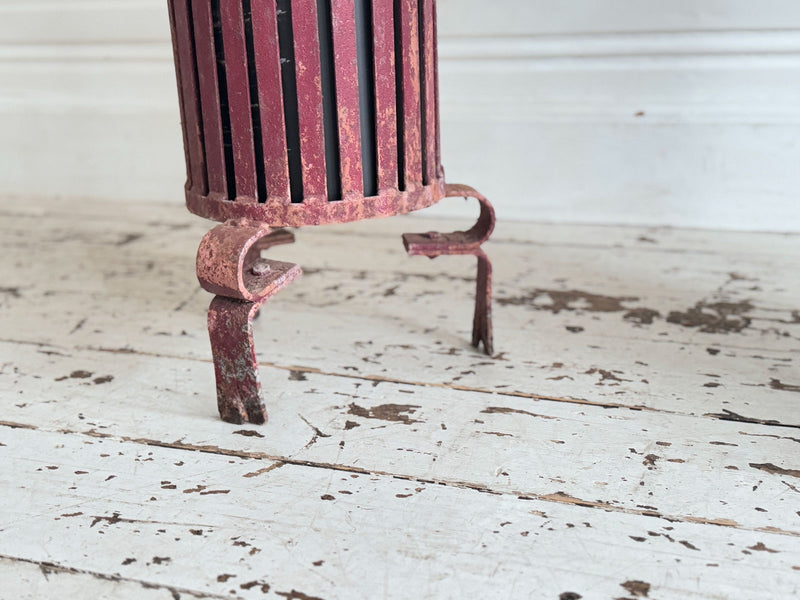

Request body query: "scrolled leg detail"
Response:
[402, 184, 496, 355]
[197, 220, 301, 424]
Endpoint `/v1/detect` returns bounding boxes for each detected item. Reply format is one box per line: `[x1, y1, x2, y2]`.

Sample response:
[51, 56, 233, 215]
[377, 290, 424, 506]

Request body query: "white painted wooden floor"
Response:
[1, 197, 799, 600]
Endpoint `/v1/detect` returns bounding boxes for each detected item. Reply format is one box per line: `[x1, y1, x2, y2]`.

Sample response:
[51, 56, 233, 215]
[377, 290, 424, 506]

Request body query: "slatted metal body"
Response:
[168, 0, 445, 227]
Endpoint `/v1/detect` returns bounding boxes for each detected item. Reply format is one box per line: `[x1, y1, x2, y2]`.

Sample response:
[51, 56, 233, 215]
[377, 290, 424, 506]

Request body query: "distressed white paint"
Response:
[1, 2, 800, 230]
[0, 557, 194, 600]
[1, 196, 800, 598]
[4, 340, 800, 535]
[1, 427, 799, 600]
[2, 198, 798, 423]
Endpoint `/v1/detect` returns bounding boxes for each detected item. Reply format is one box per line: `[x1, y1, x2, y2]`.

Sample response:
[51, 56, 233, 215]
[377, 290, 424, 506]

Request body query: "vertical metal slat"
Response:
[331, 0, 365, 198]
[292, 0, 329, 201]
[420, 0, 436, 184]
[250, 0, 291, 203]
[167, 0, 192, 189]
[372, 0, 398, 192]
[432, 0, 441, 175]
[170, 0, 207, 195]
[191, 0, 228, 195]
[397, 0, 423, 188]
[221, 1, 258, 201]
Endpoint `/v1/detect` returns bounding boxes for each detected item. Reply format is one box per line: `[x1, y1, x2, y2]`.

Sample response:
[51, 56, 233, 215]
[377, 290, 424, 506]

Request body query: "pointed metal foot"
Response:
[207, 296, 266, 424]
[197, 220, 301, 424]
[402, 184, 496, 355]
[472, 250, 493, 355]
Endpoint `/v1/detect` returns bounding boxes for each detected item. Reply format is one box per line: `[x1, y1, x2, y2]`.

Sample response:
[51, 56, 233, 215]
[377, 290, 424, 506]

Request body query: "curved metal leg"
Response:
[402, 184, 496, 355]
[207, 296, 268, 424]
[197, 221, 301, 424]
[473, 250, 493, 355]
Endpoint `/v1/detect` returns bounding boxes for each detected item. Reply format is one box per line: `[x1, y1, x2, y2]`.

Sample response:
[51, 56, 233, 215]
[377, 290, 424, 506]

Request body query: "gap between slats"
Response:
[250, 0, 291, 203]
[170, 0, 208, 196]
[291, 0, 328, 202]
[210, 0, 237, 201]
[277, 0, 306, 203]
[220, 0, 259, 201]
[179, 0, 437, 204]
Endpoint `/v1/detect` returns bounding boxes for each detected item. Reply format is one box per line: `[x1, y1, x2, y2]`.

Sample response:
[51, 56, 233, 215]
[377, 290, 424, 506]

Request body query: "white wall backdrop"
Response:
[2, 0, 800, 231]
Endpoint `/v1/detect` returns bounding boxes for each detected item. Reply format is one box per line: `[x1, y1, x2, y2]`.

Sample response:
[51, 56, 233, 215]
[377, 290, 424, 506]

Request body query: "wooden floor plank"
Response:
[3, 195, 800, 599]
[1, 199, 797, 425]
[2, 426, 798, 600]
[2, 342, 799, 536]
[0, 555, 218, 600]
[4, 195, 800, 259]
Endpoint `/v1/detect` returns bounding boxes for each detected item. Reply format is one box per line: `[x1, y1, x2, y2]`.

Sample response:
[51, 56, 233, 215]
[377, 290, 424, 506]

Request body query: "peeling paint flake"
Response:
[347, 403, 421, 424]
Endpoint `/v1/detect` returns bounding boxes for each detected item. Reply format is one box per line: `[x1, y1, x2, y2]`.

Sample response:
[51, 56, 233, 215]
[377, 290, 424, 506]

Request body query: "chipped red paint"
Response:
[190, 0, 227, 194]
[331, 0, 365, 198]
[200, 221, 300, 424]
[171, 0, 442, 219]
[372, 0, 399, 192]
[169, 0, 207, 195]
[220, 0, 259, 201]
[251, 0, 291, 202]
[292, 0, 329, 201]
[431, 0, 442, 174]
[420, 0, 437, 184]
[403, 184, 496, 355]
[187, 182, 445, 227]
[167, 1, 495, 423]
[397, 0, 423, 189]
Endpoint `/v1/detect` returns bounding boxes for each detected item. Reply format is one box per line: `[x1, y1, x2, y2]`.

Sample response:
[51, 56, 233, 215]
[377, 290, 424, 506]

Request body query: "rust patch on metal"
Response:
[666, 300, 753, 333]
[200, 222, 302, 425]
[347, 402, 421, 424]
[168, 1, 495, 425]
[403, 184, 496, 355]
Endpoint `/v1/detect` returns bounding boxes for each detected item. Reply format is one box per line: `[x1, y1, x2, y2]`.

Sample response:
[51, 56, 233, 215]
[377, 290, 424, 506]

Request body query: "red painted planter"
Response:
[167, 0, 495, 424]
[168, 0, 445, 225]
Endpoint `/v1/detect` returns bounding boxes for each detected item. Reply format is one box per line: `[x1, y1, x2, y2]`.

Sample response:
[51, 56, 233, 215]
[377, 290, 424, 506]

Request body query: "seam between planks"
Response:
[3, 420, 798, 540]
[0, 553, 237, 600]
[4, 206, 800, 257]
[2, 337, 798, 430]
[82, 344, 800, 430]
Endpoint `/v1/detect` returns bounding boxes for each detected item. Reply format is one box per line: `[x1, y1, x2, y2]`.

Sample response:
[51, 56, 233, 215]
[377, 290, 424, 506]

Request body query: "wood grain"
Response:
[2, 426, 798, 600]
[0, 196, 798, 598]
